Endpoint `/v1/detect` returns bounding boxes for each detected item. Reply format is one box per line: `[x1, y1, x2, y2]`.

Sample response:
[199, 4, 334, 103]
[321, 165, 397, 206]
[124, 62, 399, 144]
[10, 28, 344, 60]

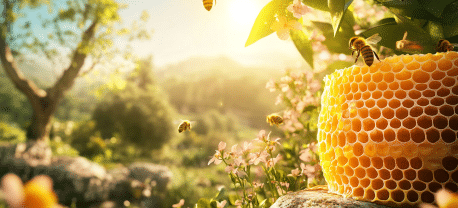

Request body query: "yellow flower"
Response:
[1, 174, 58, 208]
[270, 16, 302, 40]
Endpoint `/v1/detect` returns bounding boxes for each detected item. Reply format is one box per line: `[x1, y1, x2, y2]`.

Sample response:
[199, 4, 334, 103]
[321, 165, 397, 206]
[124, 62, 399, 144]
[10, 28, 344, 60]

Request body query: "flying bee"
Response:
[178, 120, 192, 133]
[436, 39, 458, 52]
[396, 31, 424, 53]
[267, 113, 284, 126]
[349, 33, 382, 66]
[203, 0, 216, 11]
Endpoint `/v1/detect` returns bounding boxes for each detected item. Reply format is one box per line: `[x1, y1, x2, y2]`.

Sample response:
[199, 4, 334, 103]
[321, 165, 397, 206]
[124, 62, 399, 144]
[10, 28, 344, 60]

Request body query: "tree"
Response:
[0, 0, 151, 142]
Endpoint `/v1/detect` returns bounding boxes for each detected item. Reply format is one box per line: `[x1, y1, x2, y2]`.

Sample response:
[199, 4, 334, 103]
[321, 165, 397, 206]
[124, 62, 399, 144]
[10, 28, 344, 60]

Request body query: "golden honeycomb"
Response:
[317, 51, 458, 207]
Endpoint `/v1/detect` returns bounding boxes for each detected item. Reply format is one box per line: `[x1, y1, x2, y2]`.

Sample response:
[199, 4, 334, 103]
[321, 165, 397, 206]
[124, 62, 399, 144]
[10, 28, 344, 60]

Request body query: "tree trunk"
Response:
[26, 96, 59, 141]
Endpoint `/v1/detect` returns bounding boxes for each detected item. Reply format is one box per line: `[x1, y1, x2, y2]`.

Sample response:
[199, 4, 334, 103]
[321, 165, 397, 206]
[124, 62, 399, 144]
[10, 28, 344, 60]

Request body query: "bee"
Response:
[349, 33, 382, 66]
[267, 113, 284, 126]
[178, 120, 191, 133]
[436, 39, 458, 52]
[203, 0, 216, 11]
[396, 31, 423, 53]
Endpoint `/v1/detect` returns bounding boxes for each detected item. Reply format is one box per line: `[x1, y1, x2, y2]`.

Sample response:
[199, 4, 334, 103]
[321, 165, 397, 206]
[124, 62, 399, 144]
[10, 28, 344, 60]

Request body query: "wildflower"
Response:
[218, 141, 227, 152]
[229, 144, 242, 158]
[280, 182, 290, 189]
[241, 141, 253, 153]
[234, 156, 244, 167]
[270, 16, 302, 40]
[1, 173, 58, 208]
[288, 168, 301, 177]
[216, 200, 227, 208]
[287, 0, 309, 19]
[234, 200, 242, 208]
[172, 199, 185, 208]
[266, 154, 282, 168]
[266, 79, 276, 92]
[208, 150, 223, 165]
[248, 150, 269, 165]
[252, 181, 264, 189]
[254, 130, 269, 143]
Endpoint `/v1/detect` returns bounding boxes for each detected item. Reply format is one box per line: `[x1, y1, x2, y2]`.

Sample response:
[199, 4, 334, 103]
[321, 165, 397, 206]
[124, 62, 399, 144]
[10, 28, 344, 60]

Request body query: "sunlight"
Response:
[229, 0, 259, 26]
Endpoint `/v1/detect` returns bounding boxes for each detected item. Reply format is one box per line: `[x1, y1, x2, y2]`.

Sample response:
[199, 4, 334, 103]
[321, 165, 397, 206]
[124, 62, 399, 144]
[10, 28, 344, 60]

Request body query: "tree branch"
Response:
[0, 34, 46, 106]
[48, 19, 98, 100]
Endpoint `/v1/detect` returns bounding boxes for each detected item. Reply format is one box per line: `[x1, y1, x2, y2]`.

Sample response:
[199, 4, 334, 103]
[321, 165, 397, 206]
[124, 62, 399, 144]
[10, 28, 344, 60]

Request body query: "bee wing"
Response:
[366, 33, 382, 46]
[451, 43, 458, 48]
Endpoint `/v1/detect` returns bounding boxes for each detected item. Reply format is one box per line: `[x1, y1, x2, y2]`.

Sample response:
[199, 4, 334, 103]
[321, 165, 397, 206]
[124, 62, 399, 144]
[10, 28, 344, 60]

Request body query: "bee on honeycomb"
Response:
[317, 51, 458, 207]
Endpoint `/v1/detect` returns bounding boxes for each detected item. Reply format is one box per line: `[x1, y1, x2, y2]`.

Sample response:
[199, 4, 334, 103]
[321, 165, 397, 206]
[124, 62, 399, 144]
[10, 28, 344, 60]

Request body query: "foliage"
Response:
[246, 0, 458, 69]
[92, 58, 175, 154]
[0, 69, 32, 128]
[0, 121, 26, 144]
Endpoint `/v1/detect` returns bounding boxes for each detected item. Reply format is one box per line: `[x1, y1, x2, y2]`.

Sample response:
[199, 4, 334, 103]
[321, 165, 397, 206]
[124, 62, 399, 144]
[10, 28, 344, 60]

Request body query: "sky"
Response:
[118, 0, 305, 68]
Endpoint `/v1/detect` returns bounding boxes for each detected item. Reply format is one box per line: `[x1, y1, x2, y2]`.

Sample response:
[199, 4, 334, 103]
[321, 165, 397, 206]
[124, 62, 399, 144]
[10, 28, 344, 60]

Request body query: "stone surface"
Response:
[270, 186, 398, 208]
[0, 142, 172, 208]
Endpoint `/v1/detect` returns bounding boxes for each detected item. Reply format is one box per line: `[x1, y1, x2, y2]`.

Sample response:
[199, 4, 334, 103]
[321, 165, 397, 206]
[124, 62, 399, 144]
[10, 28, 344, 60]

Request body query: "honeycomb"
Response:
[317, 51, 458, 207]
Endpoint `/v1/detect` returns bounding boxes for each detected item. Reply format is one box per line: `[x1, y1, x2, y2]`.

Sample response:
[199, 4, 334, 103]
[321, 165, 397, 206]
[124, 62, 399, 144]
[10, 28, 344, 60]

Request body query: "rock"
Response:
[0, 142, 173, 208]
[270, 186, 395, 208]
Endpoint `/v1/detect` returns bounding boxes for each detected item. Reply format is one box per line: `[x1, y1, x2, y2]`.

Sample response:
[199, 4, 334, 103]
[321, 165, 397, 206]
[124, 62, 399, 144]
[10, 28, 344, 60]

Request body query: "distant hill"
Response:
[156, 56, 283, 81]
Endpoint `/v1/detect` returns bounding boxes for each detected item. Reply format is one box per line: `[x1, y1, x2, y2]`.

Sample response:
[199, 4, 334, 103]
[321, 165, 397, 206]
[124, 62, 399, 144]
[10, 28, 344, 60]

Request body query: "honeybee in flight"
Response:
[436, 39, 458, 52]
[267, 113, 284, 126]
[396, 31, 423, 53]
[178, 120, 192, 133]
[203, 0, 216, 11]
[349, 33, 382, 66]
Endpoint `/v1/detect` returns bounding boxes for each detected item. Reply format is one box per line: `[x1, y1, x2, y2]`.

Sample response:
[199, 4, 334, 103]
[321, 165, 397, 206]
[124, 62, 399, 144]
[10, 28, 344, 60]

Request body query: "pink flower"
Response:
[252, 181, 264, 189]
[266, 154, 282, 168]
[287, 0, 310, 19]
[288, 168, 301, 177]
[172, 199, 185, 208]
[208, 150, 223, 165]
[266, 79, 276, 92]
[216, 200, 227, 208]
[242, 141, 253, 153]
[248, 151, 269, 165]
[270, 16, 302, 40]
[218, 141, 226, 152]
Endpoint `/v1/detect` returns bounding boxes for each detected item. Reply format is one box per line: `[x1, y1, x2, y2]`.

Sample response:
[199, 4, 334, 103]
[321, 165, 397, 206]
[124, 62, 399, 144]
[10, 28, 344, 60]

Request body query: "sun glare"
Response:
[229, 0, 259, 26]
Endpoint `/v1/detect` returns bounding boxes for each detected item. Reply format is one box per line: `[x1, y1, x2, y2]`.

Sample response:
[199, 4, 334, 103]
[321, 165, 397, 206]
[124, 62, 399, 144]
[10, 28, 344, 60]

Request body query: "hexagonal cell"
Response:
[440, 105, 455, 116]
[442, 156, 458, 171]
[358, 131, 368, 143]
[404, 169, 416, 181]
[382, 108, 395, 119]
[412, 181, 427, 191]
[360, 178, 370, 188]
[418, 169, 434, 183]
[359, 155, 370, 168]
[410, 157, 423, 169]
[385, 180, 396, 190]
[431, 97, 445, 106]
[418, 115, 433, 129]
[376, 189, 389, 200]
[445, 182, 458, 192]
[371, 178, 384, 190]
[407, 190, 419, 203]
[395, 108, 408, 119]
[389, 99, 401, 108]
[347, 131, 357, 143]
[362, 91, 371, 100]
[409, 106, 423, 117]
[423, 90, 435, 98]
[429, 80, 441, 89]
[353, 143, 364, 157]
[450, 115, 458, 130]
[354, 92, 362, 100]
[350, 176, 359, 187]
[429, 182, 442, 193]
[438, 58, 453, 71]
[402, 99, 415, 108]
[400, 80, 414, 90]
[397, 128, 410, 142]
[349, 157, 359, 168]
[452, 170, 458, 183]
[437, 88, 451, 97]
[368, 82, 377, 91]
[412, 70, 430, 83]
[370, 130, 383, 143]
[402, 117, 416, 129]
[424, 106, 438, 116]
[417, 98, 429, 106]
[391, 169, 403, 181]
[421, 191, 435, 203]
[391, 190, 405, 203]
[441, 129, 456, 143]
[365, 99, 375, 108]
[353, 187, 364, 197]
[390, 119, 401, 128]
[378, 82, 388, 91]
[384, 157, 396, 170]
[396, 157, 409, 170]
[389, 82, 399, 90]
[421, 60, 437, 72]
[432, 70, 446, 80]
[377, 99, 387, 108]
[363, 118, 375, 131]
[452, 85, 458, 95]
[446, 95, 458, 105]
[376, 118, 388, 129]
[410, 128, 426, 143]
[433, 115, 448, 129]
[396, 69, 412, 80]
[409, 90, 422, 99]
[384, 129, 395, 142]
[352, 118, 362, 132]
[372, 157, 384, 169]
[365, 189, 376, 200]
[406, 62, 420, 71]
[434, 169, 449, 183]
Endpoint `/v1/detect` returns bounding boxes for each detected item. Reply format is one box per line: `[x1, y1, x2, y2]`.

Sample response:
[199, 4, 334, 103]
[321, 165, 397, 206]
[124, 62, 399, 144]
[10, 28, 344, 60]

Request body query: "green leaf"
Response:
[311, 20, 355, 54]
[417, 0, 456, 18]
[328, 0, 353, 36]
[245, 0, 290, 47]
[426, 21, 444, 43]
[196, 199, 211, 208]
[303, 0, 329, 11]
[214, 187, 227, 201]
[290, 27, 314, 68]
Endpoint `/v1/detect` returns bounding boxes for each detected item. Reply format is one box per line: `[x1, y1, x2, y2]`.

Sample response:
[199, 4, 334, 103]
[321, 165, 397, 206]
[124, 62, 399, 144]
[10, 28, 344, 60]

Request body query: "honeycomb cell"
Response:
[365, 99, 375, 108]
[410, 128, 425, 143]
[382, 108, 394, 119]
[407, 190, 419, 203]
[353, 143, 363, 156]
[385, 180, 396, 190]
[349, 157, 359, 168]
[409, 90, 421, 99]
[438, 59, 453, 71]
[410, 106, 423, 117]
[384, 129, 395, 142]
[378, 82, 388, 91]
[433, 115, 448, 129]
[396, 157, 409, 170]
[443, 156, 458, 171]
[440, 105, 455, 116]
[397, 128, 410, 142]
[418, 169, 434, 183]
[352, 119, 362, 132]
[432, 70, 446, 80]
[453, 85, 458, 95]
[368, 82, 376, 91]
[402, 99, 415, 108]
[363, 119, 375, 131]
[434, 169, 449, 183]
[396, 70, 411, 80]
[350, 176, 359, 187]
[376, 118, 388, 129]
[404, 169, 416, 181]
[400, 80, 414, 90]
[392, 190, 405, 203]
[450, 115, 458, 130]
[407, 62, 420, 71]
[384, 90, 394, 99]
[442, 129, 456, 143]
[372, 157, 384, 169]
[437, 88, 450, 97]
[372, 178, 384, 190]
[395, 90, 407, 99]
[446, 95, 458, 105]
[396, 108, 408, 119]
[429, 182, 442, 193]
[357, 132, 368, 143]
[384, 157, 396, 170]
[359, 156, 370, 168]
[390, 119, 401, 128]
[377, 189, 389, 200]
[445, 182, 458, 192]
[412, 70, 430, 83]
[452, 170, 458, 183]
[372, 91, 382, 99]
[424, 106, 438, 116]
[379, 169, 390, 180]
[361, 178, 370, 188]
[366, 189, 376, 200]
[422, 60, 437, 72]
[359, 83, 367, 92]
[410, 157, 423, 169]
[413, 181, 427, 191]
[358, 108, 368, 118]
[389, 82, 399, 90]
[353, 187, 364, 197]
[402, 117, 416, 129]
[363, 74, 371, 82]
[362, 91, 371, 100]
[373, 72, 383, 83]
[421, 191, 435, 203]
[423, 90, 435, 98]
[347, 131, 356, 143]
[417, 98, 429, 106]
[429, 81, 441, 89]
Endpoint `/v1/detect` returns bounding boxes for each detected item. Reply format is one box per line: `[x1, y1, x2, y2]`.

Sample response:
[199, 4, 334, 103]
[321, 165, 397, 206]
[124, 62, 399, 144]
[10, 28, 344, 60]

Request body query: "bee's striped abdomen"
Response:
[203, 0, 213, 11]
[361, 45, 374, 66]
